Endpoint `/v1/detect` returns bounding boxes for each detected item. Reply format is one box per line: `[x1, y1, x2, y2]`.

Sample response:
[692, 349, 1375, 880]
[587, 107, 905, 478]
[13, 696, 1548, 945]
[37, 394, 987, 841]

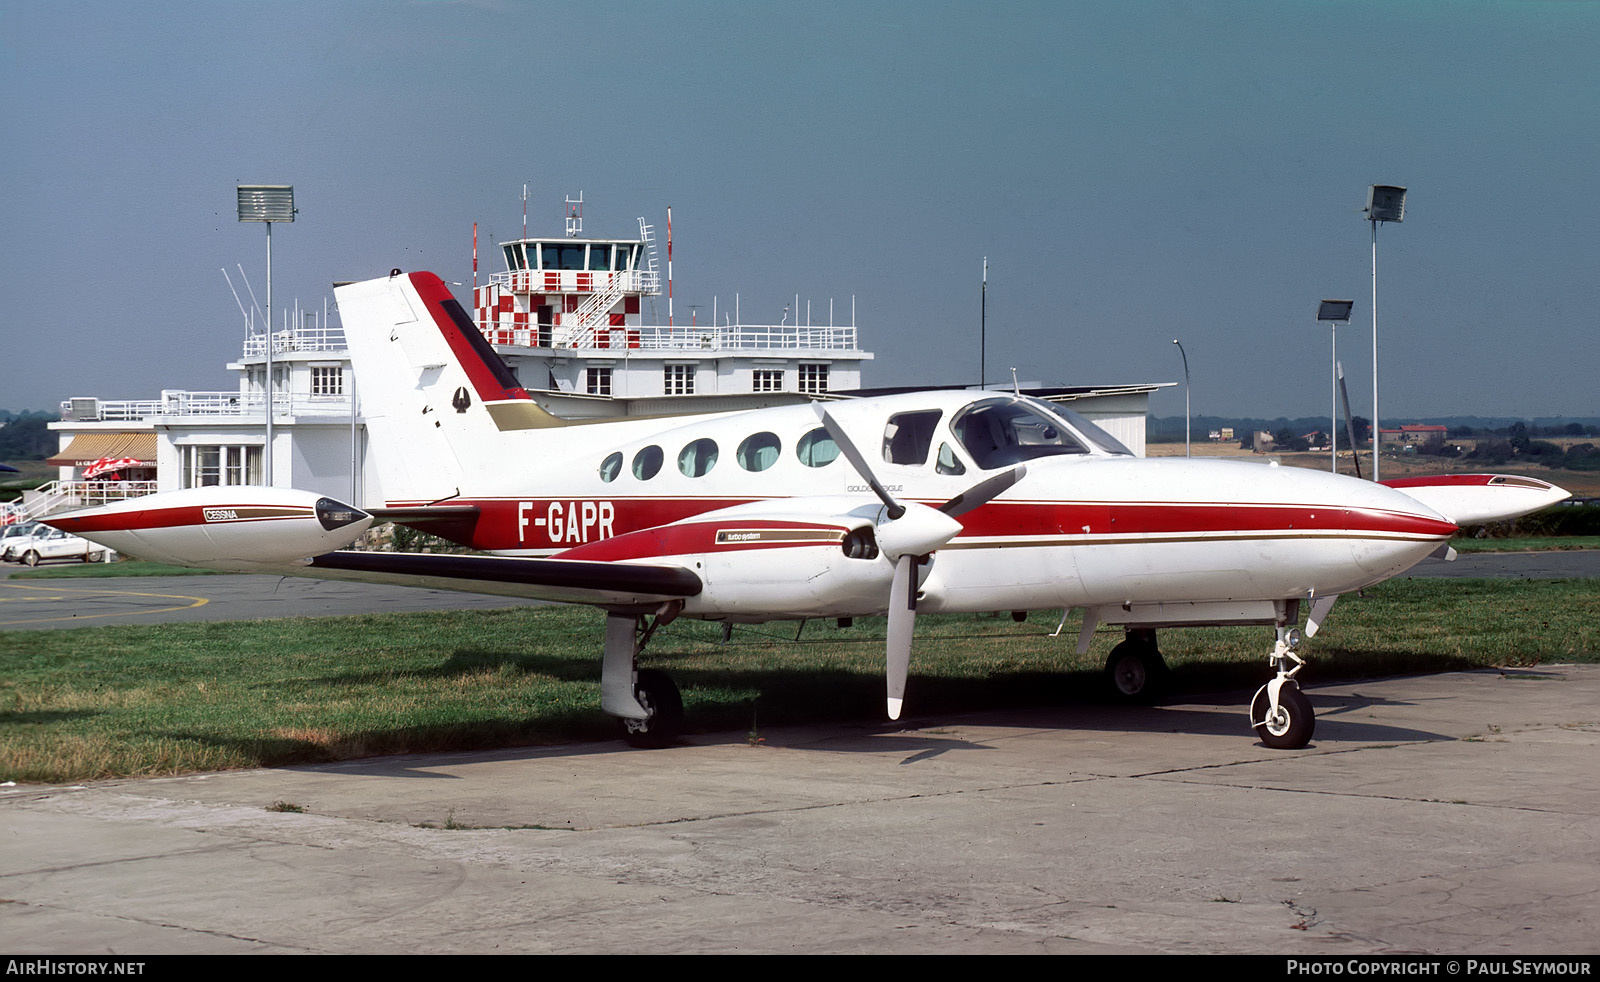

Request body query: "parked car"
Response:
[6, 526, 105, 565]
[0, 521, 44, 561]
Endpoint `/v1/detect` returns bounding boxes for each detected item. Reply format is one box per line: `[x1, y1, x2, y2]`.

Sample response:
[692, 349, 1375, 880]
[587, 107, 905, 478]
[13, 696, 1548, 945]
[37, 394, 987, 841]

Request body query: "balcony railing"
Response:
[242, 323, 347, 357]
[62, 391, 354, 421]
[478, 321, 860, 352]
[488, 268, 661, 296]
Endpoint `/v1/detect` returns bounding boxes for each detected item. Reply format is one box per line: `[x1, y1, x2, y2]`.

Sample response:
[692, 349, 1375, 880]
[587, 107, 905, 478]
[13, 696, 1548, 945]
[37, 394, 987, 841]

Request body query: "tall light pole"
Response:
[1172, 338, 1190, 457]
[1317, 300, 1354, 474]
[237, 185, 295, 486]
[1364, 184, 1405, 482]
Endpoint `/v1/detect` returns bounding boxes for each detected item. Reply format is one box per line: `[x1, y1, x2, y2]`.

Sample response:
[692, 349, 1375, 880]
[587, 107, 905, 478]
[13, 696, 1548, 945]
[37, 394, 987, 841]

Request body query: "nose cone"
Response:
[1336, 476, 1457, 580]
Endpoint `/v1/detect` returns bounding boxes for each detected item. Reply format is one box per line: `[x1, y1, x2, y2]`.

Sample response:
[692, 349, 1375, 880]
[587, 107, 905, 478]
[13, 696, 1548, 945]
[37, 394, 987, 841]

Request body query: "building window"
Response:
[752, 369, 783, 392]
[181, 445, 261, 488]
[586, 367, 612, 396]
[798, 363, 829, 394]
[310, 365, 343, 397]
[664, 364, 695, 395]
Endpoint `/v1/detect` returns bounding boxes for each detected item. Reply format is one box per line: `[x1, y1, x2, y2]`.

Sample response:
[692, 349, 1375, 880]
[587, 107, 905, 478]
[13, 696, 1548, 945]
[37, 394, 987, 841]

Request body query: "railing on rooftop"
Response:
[241, 323, 347, 357]
[478, 321, 860, 352]
[636, 323, 859, 350]
[61, 391, 354, 421]
[488, 268, 661, 296]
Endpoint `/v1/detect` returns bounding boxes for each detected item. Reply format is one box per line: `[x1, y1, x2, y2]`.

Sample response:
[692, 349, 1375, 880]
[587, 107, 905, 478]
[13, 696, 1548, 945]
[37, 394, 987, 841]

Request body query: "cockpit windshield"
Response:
[951, 397, 1133, 469]
[1034, 398, 1135, 456]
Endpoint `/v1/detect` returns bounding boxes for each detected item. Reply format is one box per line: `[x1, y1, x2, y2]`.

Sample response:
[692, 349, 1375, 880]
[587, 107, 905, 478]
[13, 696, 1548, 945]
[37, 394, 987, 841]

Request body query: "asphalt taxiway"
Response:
[3, 666, 1596, 954]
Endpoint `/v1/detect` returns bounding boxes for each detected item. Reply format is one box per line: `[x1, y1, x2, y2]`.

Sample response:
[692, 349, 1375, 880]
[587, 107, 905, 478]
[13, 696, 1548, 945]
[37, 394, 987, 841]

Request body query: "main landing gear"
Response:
[1249, 615, 1315, 750]
[602, 606, 685, 749]
[1102, 629, 1169, 703]
[1093, 600, 1316, 749]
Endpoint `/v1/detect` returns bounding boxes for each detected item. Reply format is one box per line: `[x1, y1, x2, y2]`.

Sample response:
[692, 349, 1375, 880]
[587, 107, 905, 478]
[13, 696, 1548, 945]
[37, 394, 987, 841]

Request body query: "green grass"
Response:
[2, 578, 1596, 784]
[1449, 536, 1600, 553]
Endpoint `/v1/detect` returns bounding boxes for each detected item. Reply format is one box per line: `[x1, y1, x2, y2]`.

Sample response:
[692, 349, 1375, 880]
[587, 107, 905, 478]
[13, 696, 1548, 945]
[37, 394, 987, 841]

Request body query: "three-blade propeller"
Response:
[812, 405, 1025, 720]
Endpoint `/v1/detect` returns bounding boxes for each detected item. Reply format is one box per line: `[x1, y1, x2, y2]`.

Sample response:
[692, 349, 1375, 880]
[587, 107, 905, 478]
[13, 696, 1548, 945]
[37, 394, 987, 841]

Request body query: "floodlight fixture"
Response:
[1317, 299, 1354, 322]
[1364, 185, 1406, 224]
[237, 185, 296, 223]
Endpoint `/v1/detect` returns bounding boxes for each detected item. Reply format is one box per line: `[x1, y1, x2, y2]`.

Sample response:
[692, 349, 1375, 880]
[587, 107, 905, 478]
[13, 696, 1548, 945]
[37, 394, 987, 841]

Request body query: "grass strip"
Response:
[1449, 536, 1600, 553]
[2, 577, 1595, 783]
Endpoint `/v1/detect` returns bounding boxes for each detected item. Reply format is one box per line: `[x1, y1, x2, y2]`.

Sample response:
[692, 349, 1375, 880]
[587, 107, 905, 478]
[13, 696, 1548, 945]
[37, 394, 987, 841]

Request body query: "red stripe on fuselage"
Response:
[49, 505, 314, 535]
[953, 500, 1456, 539]
[410, 495, 1455, 553]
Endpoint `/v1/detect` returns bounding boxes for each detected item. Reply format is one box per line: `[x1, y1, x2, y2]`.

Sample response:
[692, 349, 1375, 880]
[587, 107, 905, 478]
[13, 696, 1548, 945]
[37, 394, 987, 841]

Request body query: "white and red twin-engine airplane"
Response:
[47, 270, 1569, 749]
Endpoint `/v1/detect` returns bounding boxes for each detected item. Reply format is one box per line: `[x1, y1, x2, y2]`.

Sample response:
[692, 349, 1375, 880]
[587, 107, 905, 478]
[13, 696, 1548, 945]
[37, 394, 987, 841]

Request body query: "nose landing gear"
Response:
[1250, 617, 1315, 749]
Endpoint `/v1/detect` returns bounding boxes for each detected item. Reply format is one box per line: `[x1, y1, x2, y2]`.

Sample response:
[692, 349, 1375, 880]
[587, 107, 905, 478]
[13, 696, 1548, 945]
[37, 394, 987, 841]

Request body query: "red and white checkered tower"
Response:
[473, 193, 661, 350]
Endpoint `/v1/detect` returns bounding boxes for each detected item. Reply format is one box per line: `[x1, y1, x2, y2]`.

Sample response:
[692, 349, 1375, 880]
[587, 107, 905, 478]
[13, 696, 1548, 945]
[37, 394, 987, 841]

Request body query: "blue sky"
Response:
[3, 1, 1597, 422]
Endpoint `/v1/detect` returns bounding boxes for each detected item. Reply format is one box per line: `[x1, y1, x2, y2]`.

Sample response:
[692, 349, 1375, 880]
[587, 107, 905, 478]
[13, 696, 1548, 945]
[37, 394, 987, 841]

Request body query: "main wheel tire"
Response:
[1103, 639, 1166, 703]
[1251, 683, 1315, 749]
[617, 668, 684, 749]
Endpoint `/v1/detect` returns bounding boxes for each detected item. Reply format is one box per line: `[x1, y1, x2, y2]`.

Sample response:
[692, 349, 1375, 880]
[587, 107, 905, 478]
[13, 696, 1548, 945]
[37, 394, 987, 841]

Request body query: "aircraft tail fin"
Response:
[335, 270, 567, 506]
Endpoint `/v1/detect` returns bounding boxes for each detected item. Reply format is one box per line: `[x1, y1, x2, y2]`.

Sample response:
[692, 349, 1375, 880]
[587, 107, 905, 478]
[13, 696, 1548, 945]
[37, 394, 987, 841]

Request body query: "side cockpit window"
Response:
[882, 410, 942, 466]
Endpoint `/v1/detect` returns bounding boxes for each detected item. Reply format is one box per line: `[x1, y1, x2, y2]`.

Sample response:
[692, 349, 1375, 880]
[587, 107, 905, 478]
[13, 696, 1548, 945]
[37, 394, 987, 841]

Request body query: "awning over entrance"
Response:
[46, 432, 157, 467]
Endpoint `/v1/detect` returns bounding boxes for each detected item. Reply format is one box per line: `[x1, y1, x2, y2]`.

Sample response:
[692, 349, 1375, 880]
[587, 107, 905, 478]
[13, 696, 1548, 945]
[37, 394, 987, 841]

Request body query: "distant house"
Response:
[1380, 424, 1448, 446]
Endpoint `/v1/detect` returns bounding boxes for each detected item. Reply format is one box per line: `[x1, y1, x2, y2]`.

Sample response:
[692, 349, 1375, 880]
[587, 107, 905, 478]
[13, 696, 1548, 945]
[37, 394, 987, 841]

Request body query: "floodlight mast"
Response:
[1317, 300, 1355, 474]
[1364, 185, 1405, 482]
[237, 185, 295, 485]
[1172, 339, 1190, 457]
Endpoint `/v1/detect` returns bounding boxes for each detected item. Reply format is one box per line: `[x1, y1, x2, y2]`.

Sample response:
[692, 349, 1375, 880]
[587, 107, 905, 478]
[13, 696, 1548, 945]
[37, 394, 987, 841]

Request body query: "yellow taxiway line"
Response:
[0, 580, 210, 627]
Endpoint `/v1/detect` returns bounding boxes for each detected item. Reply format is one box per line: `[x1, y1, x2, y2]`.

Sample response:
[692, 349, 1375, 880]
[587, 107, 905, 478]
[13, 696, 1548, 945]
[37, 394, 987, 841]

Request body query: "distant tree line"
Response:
[0, 411, 57, 461]
[1448, 421, 1600, 439]
[1459, 422, 1600, 471]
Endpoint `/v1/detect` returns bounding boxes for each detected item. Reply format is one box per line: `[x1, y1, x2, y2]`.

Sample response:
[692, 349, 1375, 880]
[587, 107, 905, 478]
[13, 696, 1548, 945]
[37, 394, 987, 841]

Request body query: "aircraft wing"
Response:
[41, 487, 700, 609]
[302, 550, 701, 607]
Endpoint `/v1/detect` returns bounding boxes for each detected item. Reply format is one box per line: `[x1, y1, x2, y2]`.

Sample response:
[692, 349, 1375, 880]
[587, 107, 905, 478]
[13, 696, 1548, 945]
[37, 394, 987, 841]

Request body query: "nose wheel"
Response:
[1249, 619, 1315, 749]
[1251, 681, 1313, 749]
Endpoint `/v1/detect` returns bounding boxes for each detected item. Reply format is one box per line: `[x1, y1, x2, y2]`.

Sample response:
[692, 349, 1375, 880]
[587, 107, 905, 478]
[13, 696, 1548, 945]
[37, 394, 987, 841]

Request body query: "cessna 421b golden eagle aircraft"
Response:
[47, 271, 1568, 749]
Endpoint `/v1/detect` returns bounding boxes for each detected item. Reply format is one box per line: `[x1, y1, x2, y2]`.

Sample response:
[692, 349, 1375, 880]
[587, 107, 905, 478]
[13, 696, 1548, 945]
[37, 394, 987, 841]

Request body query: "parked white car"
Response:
[0, 521, 45, 561]
[5, 526, 106, 565]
